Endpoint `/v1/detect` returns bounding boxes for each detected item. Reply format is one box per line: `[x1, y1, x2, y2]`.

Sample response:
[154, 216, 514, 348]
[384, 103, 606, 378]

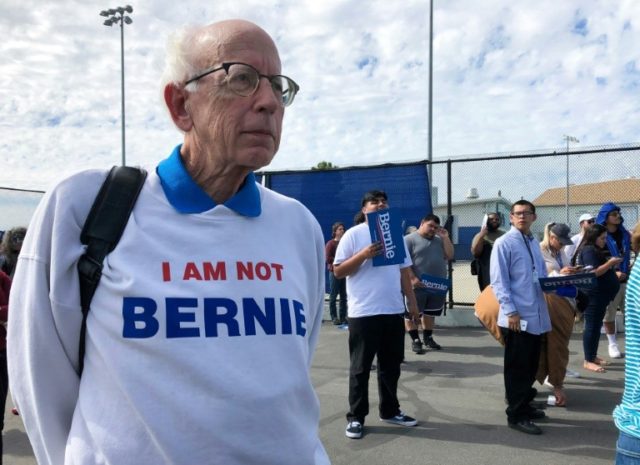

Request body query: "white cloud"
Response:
[0, 0, 638, 195]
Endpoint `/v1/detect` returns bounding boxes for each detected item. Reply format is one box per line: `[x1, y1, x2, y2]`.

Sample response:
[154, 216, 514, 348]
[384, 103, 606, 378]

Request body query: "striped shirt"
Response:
[613, 260, 640, 437]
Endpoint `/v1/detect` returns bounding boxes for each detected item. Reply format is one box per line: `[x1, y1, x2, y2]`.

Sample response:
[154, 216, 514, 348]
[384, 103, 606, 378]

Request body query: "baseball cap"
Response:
[578, 213, 594, 223]
[550, 223, 573, 246]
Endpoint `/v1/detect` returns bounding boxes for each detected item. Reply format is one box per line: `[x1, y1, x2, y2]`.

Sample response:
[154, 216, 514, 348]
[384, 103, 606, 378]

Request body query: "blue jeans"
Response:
[616, 431, 640, 464]
[329, 273, 347, 320]
[582, 292, 609, 362]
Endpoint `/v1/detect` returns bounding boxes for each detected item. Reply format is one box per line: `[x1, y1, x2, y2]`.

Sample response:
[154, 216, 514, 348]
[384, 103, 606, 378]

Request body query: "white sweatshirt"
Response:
[8, 165, 329, 465]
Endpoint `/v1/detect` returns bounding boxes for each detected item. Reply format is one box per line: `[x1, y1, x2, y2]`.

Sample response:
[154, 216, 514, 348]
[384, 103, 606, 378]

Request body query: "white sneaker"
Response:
[543, 376, 553, 388]
[609, 343, 622, 359]
[565, 368, 581, 378]
[345, 421, 363, 439]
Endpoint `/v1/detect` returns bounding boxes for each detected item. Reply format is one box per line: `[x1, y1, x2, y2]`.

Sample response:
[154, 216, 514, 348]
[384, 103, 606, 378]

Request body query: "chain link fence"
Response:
[430, 144, 640, 306]
[2, 144, 639, 306]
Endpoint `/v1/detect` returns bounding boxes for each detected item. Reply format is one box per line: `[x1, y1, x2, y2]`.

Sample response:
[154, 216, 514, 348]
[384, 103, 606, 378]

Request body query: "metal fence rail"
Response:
[2, 144, 639, 304]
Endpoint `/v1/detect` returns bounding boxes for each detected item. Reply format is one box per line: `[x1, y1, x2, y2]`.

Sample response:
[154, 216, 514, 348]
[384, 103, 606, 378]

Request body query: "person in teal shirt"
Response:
[613, 223, 640, 463]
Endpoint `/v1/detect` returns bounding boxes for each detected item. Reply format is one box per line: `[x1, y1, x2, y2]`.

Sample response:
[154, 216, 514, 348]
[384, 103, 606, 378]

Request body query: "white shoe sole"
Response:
[380, 417, 418, 427]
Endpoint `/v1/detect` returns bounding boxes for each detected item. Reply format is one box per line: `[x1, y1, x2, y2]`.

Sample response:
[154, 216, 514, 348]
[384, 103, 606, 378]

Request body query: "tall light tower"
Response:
[100, 5, 133, 166]
[563, 134, 579, 225]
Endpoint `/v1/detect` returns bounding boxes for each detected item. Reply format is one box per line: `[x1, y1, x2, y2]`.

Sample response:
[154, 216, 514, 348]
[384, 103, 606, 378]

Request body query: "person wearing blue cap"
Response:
[596, 202, 631, 359]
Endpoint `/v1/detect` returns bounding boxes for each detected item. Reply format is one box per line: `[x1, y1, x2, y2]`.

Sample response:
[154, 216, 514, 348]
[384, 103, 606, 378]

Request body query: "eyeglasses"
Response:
[511, 211, 534, 218]
[585, 219, 595, 224]
[185, 62, 300, 107]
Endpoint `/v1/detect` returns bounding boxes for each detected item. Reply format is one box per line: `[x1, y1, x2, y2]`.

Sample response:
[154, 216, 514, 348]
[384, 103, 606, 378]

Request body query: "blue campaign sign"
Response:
[538, 272, 596, 292]
[419, 274, 451, 295]
[367, 208, 407, 267]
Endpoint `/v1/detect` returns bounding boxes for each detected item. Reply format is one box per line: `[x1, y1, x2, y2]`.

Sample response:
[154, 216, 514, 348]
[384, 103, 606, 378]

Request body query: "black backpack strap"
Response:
[77, 166, 147, 375]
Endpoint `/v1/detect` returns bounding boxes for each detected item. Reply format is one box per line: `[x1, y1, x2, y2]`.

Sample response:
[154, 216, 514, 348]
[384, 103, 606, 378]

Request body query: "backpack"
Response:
[77, 166, 147, 375]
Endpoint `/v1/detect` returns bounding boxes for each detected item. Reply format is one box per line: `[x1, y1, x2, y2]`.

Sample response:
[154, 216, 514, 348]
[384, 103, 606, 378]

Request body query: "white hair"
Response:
[160, 24, 216, 93]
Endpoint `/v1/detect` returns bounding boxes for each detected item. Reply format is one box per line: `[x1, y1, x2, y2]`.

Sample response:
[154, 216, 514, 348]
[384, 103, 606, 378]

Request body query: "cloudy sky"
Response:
[1, 0, 639, 199]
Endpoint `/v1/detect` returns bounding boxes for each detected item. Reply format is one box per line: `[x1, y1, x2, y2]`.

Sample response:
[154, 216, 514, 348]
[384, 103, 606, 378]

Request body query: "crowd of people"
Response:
[0, 15, 637, 465]
[326, 197, 635, 448]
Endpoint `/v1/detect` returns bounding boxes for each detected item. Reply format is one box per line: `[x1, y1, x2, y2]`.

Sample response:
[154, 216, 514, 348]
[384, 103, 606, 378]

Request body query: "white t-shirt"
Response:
[334, 223, 412, 318]
[565, 232, 583, 261]
[8, 168, 329, 465]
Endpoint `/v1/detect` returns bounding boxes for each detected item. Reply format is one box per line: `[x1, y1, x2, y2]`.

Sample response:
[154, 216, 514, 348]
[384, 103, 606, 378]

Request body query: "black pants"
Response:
[500, 328, 541, 424]
[347, 314, 405, 424]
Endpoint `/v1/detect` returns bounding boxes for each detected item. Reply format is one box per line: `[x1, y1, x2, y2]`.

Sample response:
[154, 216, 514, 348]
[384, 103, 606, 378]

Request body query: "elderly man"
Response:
[8, 20, 329, 465]
[491, 200, 551, 435]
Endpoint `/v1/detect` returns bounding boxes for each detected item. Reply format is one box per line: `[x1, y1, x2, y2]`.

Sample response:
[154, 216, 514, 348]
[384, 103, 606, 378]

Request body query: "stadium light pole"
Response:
[427, 0, 434, 198]
[100, 5, 133, 166]
[563, 134, 579, 225]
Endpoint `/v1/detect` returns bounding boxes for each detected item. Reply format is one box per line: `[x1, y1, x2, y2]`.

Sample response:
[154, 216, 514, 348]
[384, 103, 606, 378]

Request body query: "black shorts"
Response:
[404, 288, 445, 318]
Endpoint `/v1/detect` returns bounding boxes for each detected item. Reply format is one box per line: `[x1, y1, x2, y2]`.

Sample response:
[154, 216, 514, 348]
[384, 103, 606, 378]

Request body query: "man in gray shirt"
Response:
[404, 214, 454, 353]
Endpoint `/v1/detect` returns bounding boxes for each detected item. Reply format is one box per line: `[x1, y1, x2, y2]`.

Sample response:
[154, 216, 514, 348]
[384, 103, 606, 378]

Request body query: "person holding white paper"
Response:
[471, 212, 505, 291]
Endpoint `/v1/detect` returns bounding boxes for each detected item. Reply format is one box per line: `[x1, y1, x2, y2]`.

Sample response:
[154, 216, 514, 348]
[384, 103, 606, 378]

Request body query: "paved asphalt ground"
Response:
[4, 317, 625, 465]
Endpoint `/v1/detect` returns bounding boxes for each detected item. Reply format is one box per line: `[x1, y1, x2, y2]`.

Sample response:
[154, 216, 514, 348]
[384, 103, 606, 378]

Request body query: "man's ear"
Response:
[164, 83, 193, 132]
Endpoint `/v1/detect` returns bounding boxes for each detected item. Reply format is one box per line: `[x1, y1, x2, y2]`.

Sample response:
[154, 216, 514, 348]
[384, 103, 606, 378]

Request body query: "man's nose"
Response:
[253, 78, 280, 112]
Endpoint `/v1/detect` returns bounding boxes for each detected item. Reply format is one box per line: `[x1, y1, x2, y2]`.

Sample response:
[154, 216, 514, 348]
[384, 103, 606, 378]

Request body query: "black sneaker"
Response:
[332, 318, 341, 325]
[411, 340, 425, 354]
[527, 408, 546, 420]
[508, 419, 542, 435]
[426, 337, 442, 350]
[346, 420, 363, 439]
[380, 411, 418, 427]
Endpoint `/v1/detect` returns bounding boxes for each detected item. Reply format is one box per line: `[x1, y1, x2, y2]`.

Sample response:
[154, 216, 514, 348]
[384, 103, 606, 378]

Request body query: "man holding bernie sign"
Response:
[334, 190, 419, 440]
[403, 214, 454, 353]
[366, 206, 407, 266]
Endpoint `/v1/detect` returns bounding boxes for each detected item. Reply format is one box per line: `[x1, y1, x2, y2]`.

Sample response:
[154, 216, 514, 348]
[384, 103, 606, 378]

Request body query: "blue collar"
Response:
[156, 145, 261, 217]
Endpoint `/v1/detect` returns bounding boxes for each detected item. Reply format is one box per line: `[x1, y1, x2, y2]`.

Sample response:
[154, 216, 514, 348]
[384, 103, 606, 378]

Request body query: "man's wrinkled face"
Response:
[185, 27, 284, 172]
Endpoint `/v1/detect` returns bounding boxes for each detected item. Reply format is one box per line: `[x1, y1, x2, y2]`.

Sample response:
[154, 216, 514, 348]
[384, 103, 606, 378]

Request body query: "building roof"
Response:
[435, 196, 512, 208]
[533, 178, 640, 206]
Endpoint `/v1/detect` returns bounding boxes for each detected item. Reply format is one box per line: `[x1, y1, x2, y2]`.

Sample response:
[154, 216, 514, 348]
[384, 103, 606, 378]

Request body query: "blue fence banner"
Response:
[419, 274, 451, 295]
[538, 272, 596, 292]
[367, 208, 407, 267]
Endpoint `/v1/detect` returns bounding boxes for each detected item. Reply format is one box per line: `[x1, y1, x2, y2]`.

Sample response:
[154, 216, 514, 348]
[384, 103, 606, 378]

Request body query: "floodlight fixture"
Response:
[99, 5, 134, 166]
[562, 134, 580, 225]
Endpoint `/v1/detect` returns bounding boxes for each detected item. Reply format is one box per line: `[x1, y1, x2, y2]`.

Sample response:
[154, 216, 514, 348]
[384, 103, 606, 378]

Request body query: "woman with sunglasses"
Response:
[572, 224, 623, 373]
